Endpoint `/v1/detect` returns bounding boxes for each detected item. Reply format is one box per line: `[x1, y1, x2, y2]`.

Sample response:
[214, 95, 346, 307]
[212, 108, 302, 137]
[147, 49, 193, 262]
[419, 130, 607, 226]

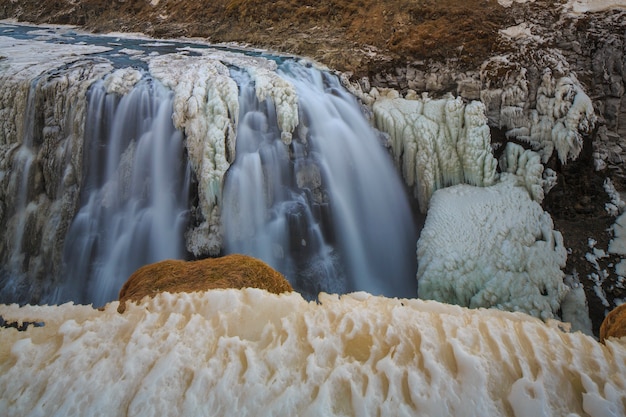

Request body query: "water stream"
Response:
[223, 64, 418, 299]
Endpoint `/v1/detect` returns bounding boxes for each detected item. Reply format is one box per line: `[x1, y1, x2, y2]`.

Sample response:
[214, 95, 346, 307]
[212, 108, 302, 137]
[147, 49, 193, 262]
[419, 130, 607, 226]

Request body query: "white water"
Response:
[223, 64, 418, 299]
[57, 77, 191, 306]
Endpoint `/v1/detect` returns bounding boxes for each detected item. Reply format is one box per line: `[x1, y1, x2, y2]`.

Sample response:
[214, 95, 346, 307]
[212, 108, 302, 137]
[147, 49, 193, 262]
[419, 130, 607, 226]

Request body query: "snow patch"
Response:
[497, 0, 536, 7]
[564, 0, 626, 14]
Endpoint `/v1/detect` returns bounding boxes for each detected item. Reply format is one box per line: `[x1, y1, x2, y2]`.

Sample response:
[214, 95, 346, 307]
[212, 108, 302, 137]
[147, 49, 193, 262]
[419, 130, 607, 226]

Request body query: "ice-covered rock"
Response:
[481, 58, 596, 165]
[148, 54, 240, 257]
[0, 289, 624, 416]
[373, 92, 497, 212]
[417, 180, 571, 322]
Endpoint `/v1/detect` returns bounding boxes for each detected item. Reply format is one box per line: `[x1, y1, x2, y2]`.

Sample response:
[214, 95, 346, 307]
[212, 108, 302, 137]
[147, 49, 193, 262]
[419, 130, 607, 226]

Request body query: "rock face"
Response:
[600, 303, 626, 342]
[118, 254, 293, 312]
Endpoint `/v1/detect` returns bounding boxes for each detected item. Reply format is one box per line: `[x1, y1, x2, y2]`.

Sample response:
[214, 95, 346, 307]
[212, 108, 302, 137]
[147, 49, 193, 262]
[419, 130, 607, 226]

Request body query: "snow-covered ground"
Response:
[1, 289, 625, 417]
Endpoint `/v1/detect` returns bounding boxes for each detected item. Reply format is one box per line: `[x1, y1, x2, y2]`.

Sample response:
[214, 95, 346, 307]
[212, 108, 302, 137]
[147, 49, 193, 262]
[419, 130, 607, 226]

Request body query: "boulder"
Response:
[118, 254, 293, 312]
[599, 303, 626, 343]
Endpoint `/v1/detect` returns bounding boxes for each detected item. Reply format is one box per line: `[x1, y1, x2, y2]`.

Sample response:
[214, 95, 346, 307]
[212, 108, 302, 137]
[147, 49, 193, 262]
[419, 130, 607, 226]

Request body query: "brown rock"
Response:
[599, 303, 626, 343]
[118, 254, 293, 312]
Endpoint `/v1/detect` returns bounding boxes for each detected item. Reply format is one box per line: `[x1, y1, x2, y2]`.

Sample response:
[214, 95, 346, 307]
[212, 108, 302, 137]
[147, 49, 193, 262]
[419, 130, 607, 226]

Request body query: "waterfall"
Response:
[222, 64, 418, 299]
[0, 29, 418, 306]
[57, 76, 191, 306]
[3, 78, 40, 297]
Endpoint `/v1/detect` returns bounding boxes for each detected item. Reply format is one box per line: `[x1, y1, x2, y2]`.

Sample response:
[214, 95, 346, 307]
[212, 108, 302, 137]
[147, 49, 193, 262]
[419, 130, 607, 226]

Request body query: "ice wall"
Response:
[372, 91, 497, 212]
[1, 289, 624, 416]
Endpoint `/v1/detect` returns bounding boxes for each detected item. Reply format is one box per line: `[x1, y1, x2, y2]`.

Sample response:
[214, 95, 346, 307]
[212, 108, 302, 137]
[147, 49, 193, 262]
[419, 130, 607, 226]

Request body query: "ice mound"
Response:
[417, 180, 572, 322]
[1, 290, 624, 417]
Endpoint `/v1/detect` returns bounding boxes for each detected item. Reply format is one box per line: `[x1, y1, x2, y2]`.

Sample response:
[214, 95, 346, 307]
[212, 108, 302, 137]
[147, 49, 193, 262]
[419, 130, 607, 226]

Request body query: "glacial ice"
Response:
[0, 289, 624, 417]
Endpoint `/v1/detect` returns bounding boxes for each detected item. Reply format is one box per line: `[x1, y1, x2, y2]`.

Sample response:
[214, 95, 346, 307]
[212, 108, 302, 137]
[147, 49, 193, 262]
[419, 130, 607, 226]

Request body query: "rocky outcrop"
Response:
[600, 303, 626, 342]
[117, 254, 293, 312]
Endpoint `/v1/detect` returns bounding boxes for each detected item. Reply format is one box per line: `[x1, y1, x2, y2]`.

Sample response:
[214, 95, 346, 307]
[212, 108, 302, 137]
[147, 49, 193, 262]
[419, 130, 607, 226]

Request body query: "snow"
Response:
[497, 0, 535, 7]
[417, 180, 571, 322]
[499, 22, 545, 44]
[608, 213, 626, 256]
[0, 289, 624, 417]
[498, 0, 626, 13]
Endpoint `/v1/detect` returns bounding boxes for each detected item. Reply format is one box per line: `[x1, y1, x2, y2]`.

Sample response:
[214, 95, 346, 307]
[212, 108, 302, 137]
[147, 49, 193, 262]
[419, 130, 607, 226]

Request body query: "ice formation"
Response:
[499, 142, 556, 203]
[417, 180, 574, 324]
[1, 289, 624, 417]
[246, 66, 299, 144]
[148, 54, 240, 256]
[481, 61, 596, 165]
[372, 91, 497, 211]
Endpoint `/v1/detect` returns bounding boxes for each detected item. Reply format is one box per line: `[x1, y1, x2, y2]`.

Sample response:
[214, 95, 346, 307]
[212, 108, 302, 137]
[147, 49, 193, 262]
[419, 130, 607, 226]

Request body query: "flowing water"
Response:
[0, 23, 418, 306]
[57, 77, 191, 306]
[223, 64, 418, 299]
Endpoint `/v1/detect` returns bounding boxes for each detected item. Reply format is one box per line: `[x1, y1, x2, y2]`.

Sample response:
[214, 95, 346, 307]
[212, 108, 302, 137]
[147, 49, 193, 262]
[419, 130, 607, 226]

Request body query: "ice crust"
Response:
[417, 181, 570, 322]
[1, 289, 624, 417]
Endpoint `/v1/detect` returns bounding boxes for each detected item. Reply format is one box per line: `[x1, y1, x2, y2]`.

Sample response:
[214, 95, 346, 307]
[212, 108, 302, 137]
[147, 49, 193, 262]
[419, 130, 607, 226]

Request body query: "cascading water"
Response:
[0, 27, 419, 306]
[3, 78, 40, 297]
[57, 76, 191, 306]
[223, 64, 418, 299]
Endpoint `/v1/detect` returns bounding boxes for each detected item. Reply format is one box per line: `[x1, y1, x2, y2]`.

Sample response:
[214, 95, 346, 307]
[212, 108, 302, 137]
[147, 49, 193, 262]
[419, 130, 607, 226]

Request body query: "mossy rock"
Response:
[599, 303, 626, 343]
[118, 254, 293, 312]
